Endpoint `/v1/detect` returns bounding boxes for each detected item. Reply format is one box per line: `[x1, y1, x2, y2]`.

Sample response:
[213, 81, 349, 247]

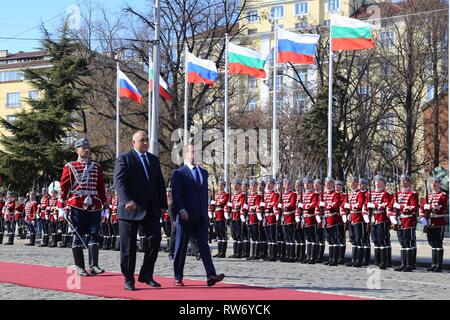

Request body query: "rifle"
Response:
[366, 174, 373, 233]
[344, 171, 350, 231]
[423, 175, 429, 233]
[392, 165, 400, 231]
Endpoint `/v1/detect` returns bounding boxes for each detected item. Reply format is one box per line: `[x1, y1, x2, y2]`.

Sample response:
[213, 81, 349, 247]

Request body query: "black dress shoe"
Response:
[207, 273, 225, 287]
[138, 278, 161, 287]
[125, 282, 136, 291]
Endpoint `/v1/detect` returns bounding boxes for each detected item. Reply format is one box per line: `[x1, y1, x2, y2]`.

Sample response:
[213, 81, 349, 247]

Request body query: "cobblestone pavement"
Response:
[1, 237, 449, 300]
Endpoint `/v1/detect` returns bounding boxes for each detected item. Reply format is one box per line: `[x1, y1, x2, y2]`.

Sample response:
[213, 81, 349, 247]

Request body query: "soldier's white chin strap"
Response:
[77, 157, 90, 163]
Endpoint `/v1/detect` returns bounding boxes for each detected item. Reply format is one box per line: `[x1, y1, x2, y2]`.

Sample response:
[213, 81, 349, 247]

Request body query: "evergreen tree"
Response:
[0, 23, 89, 193]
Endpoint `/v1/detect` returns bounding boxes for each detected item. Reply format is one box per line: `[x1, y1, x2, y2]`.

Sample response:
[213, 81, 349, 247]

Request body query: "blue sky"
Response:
[0, 0, 149, 53]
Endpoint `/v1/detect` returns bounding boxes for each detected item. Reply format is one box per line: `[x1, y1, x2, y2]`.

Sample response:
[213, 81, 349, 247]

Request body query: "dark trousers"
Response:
[371, 222, 389, 248]
[348, 223, 356, 246]
[27, 221, 36, 235]
[230, 220, 242, 243]
[316, 227, 324, 245]
[337, 224, 345, 246]
[264, 224, 276, 243]
[162, 220, 171, 238]
[295, 224, 306, 244]
[0, 218, 4, 233]
[325, 225, 339, 245]
[248, 224, 259, 242]
[119, 213, 161, 284]
[214, 220, 227, 241]
[174, 220, 216, 280]
[5, 220, 15, 234]
[169, 222, 176, 255]
[259, 223, 267, 243]
[353, 222, 370, 248]
[427, 227, 445, 248]
[283, 223, 296, 244]
[241, 222, 249, 241]
[304, 225, 317, 244]
[71, 208, 101, 247]
[397, 228, 416, 249]
[276, 223, 284, 242]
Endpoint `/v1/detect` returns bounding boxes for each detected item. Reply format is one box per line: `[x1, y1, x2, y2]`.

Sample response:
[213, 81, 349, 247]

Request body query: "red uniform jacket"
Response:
[228, 192, 245, 221]
[0, 198, 5, 218]
[391, 189, 419, 229]
[14, 202, 25, 220]
[48, 197, 59, 222]
[260, 191, 279, 226]
[297, 190, 319, 227]
[111, 196, 119, 224]
[420, 191, 448, 228]
[280, 191, 296, 225]
[60, 160, 107, 212]
[346, 190, 366, 224]
[25, 200, 38, 222]
[4, 198, 15, 221]
[365, 189, 393, 224]
[38, 196, 49, 219]
[245, 193, 261, 225]
[212, 192, 229, 221]
[316, 191, 341, 228]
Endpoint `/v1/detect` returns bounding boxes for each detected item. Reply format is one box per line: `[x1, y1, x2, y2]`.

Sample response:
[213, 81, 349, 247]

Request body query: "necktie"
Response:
[141, 154, 151, 180]
[194, 166, 201, 187]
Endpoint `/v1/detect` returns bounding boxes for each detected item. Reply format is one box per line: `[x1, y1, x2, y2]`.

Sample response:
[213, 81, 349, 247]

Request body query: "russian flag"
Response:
[186, 51, 218, 86]
[118, 68, 143, 104]
[278, 27, 320, 65]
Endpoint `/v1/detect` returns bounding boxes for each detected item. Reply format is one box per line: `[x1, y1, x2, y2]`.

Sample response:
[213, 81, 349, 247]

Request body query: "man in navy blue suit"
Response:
[114, 130, 167, 291]
[171, 144, 225, 287]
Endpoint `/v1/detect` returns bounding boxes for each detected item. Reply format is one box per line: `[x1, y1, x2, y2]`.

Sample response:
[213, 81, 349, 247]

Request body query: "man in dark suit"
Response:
[171, 144, 225, 287]
[114, 130, 167, 291]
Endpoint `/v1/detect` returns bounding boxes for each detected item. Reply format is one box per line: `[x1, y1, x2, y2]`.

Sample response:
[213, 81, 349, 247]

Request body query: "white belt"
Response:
[303, 214, 315, 218]
[374, 210, 385, 214]
[430, 214, 445, 218]
[325, 212, 338, 217]
[350, 210, 362, 214]
[400, 214, 413, 218]
[215, 207, 224, 211]
[283, 211, 295, 215]
[72, 190, 98, 196]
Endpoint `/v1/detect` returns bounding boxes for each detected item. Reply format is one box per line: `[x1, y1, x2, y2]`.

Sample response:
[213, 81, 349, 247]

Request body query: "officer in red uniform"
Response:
[257, 178, 268, 260]
[420, 176, 448, 272]
[227, 179, 245, 258]
[334, 180, 346, 264]
[0, 192, 5, 244]
[365, 174, 394, 269]
[294, 179, 306, 262]
[110, 191, 120, 251]
[162, 187, 173, 253]
[15, 197, 26, 239]
[38, 188, 50, 247]
[47, 189, 60, 248]
[211, 179, 228, 258]
[243, 179, 261, 260]
[100, 187, 112, 250]
[60, 138, 108, 276]
[390, 174, 419, 272]
[4, 191, 16, 245]
[279, 178, 297, 262]
[240, 179, 251, 258]
[262, 178, 280, 262]
[314, 179, 326, 263]
[24, 192, 38, 246]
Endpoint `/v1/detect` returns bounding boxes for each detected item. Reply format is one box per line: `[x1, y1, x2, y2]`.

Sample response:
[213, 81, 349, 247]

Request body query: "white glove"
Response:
[244, 204, 249, 210]
[295, 216, 301, 223]
[208, 212, 213, 219]
[224, 212, 230, 220]
[363, 214, 370, 224]
[240, 215, 246, 223]
[393, 202, 401, 209]
[275, 214, 279, 221]
[389, 216, 398, 225]
[319, 202, 325, 207]
[344, 203, 350, 209]
[421, 217, 428, 225]
[58, 208, 65, 219]
[278, 203, 282, 209]
[342, 215, 347, 223]
[227, 202, 233, 207]
[371, 215, 375, 224]
[367, 203, 375, 209]
[352, 204, 359, 210]
[424, 204, 431, 210]
[210, 200, 216, 205]
[315, 215, 321, 223]
[257, 212, 263, 221]
[260, 202, 265, 208]
[298, 202, 303, 208]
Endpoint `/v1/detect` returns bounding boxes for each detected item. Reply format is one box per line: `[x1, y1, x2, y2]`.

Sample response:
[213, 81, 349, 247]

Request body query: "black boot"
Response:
[338, 245, 346, 265]
[317, 244, 325, 263]
[66, 234, 73, 248]
[114, 236, 120, 251]
[363, 247, 371, 266]
[165, 238, 170, 253]
[248, 242, 256, 260]
[324, 245, 332, 265]
[279, 243, 287, 262]
[304, 243, 312, 264]
[353, 247, 364, 268]
[299, 244, 306, 262]
[394, 249, 406, 271]
[434, 249, 444, 273]
[213, 241, 222, 257]
[72, 246, 90, 276]
[88, 243, 105, 275]
[4, 233, 15, 245]
[403, 249, 414, 272]
[346, 247, 357, 267]
[294, 244, 301, 262]
[105, 237, 112, 250]
[25, 233, 36, 246]
[253, 242, 261, 260]
[379, 248, 387, 270]
[374, 248, 381, 266]
[110, 236, 116, 251]
[58, 234, 67, 248]
[308, 244, 318, 264]
[39, 234, 49, 247]
[287, 244, 294, 262]
[386, 246, 392, 268]
[49, 233, 57, 247]
[260, 242, 268, 260]
[237, 242, 243, 258]
[0, 233, 3, 244]
[330, 245, 339, 266]
[427, 249, 437, 272]
[229, 242, 237, 258]
[242, 241, 249, 258]
[412, 248, 417, 270]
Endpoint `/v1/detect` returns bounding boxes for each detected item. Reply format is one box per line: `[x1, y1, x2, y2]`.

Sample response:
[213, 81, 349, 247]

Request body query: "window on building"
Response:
[6, 115, 17, 123]
[294, 2, 309, 16]
[248, 76, 257, 90]
[295, 22, 309, 29]
[357, 85, 371, 96]
[323, 19, 330, 27]
[6, 92, 21, 107]
[270, 74, 284, 92]
[327, 0, 340, 12]
[247, 97, 257, 111]
[427, 84, 435, 101]
[295, 67, 308, 83]
[382, 60, 394, 76]
[247, 10, 259, 23]
[380, 31, 395, 49]
[0, 71, 24, 82]
[379, 112, 395, 130]
[294, 92, 307, 112]
[28, 90, 39, 100]
[271, 6, 285, 20]
[248, 28, 258, 35]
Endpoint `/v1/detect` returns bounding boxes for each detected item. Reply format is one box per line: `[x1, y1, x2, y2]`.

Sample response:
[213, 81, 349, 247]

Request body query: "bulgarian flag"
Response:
[330, 14, 375, 51]
[228, 42, 267, 78]
[149, 61, 172, 101]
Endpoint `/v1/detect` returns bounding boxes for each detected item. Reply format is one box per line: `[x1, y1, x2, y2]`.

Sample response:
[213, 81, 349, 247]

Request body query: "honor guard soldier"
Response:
[100, 187, 112, 250]
[390, 174, 419, 272]
[38, 188, 50, 247]
[15, 197, 26, 239]
[275, 179, 285, 261]
[420, 176, 447, 272]
[334, 180, 347, 264]
[257, 178, 268, 260]
[365, 174, 394, 269]
[4, 191, 16, 245]
[211, 179, 229, 258]
[48, 188, 60, 247]
[226, 179, 245, 258]
[343, 177, 368, 267]
[162, 188, 173, 253]
[313, 179, 326, 263]
[111, 191, 120, 251]
[244, 179, 261, 260]
[317, 178, 342, 266]
[60, 137, 108, 276]
[294, 179, 306, 262]
[24, 193, 38, 246]
[297, 177, 320, 263]
[0, 192, 5, 244]
[262, 178, 280, 261]
[240, 179, 250, 258]
[280, 178, 297, 262]
[358, 178, 372, 266]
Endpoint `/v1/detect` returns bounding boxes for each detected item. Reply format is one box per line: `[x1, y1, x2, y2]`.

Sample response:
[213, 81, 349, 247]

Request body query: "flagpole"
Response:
[148, 48, 152, 144]
[184, 44, 189, 145]
[224, 33, 229, 190]
[448, 4, 450, 238]
[116, 62, 120, 159]
[327, 35, 334, 178]
[272, 20, 278, 180]
[150, 0, 161, 156]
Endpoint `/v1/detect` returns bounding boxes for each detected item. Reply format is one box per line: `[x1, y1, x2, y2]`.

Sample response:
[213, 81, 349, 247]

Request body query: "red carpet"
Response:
[0, 261, 365, 300]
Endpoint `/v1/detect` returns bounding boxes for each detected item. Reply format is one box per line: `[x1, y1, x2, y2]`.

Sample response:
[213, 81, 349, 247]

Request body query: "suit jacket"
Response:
[113, 149, 167, 221]
[171, 165, 208, 225]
